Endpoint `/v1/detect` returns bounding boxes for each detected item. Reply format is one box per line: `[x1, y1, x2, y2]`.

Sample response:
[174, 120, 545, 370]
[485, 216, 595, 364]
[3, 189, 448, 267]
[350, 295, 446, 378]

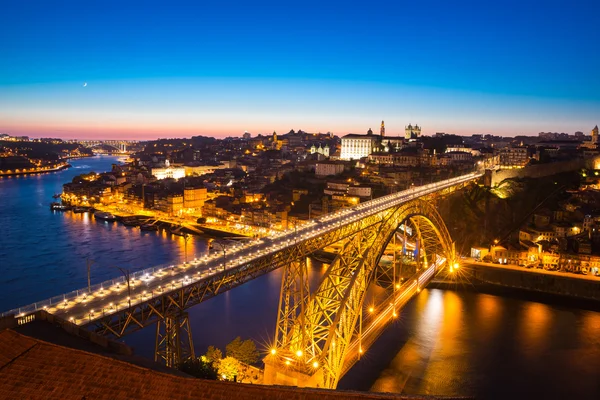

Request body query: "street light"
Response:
[112, 266, 131, 308]
[86, 257, 95, 294]
[212, 241, 227, 270]
[183, 233, 191, 263]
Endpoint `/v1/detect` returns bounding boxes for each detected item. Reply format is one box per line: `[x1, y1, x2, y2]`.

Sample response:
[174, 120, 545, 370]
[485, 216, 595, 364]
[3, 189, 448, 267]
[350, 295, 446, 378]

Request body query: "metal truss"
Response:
[81, 181, 467, 369]
[272, 199, 457, 389]
[86, 209, 389, 339]
[154, 311, 195, 367]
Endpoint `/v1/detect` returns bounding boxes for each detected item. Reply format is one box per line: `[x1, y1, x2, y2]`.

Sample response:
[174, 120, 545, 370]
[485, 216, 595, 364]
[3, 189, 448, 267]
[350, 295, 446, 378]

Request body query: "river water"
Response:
[0, 156, 598, 399]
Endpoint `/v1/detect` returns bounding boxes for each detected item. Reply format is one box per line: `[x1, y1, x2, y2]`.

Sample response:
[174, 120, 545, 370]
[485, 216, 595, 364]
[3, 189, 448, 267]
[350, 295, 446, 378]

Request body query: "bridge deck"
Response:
[4, 172, 482, 337]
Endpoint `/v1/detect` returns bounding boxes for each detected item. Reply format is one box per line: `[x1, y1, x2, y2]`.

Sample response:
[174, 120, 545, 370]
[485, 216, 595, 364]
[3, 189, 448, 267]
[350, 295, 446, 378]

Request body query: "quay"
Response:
[439, 259, 600, 301]
[0, 162, 70, 177]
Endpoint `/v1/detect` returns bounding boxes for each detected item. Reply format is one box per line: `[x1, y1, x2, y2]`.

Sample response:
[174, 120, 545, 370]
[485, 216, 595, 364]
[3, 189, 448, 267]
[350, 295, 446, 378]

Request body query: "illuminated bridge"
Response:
[78, 140, 138, 152]
[2, 171, 482, 389]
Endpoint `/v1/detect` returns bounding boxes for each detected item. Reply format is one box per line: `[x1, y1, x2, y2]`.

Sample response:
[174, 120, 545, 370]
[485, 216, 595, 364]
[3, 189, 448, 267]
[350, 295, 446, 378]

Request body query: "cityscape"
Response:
[1, 1, 599, 400]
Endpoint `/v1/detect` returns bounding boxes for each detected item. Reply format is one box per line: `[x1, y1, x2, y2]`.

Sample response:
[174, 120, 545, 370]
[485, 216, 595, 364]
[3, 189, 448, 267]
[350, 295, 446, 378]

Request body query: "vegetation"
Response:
[204, 345, 222, 368]
[178, 357, 218, 380]
[225, 336, 259, 365]
[217, 356, 241, 381]
[438, 171, 581, 252]
[182, 338, 259, 382]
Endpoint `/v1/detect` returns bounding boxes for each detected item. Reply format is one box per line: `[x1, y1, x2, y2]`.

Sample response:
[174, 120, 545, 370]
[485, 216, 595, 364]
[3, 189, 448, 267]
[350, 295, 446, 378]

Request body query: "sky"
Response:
[0, 0, 599, 139]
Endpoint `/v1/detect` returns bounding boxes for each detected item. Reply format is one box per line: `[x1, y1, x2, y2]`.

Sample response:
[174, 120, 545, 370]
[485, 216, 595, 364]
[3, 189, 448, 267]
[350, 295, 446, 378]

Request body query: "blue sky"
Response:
[1, 0, 598, 139]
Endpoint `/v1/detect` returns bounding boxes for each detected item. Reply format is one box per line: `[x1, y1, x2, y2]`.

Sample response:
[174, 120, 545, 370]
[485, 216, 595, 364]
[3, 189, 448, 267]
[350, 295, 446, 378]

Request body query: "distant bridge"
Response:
[78, 140, 139, 153]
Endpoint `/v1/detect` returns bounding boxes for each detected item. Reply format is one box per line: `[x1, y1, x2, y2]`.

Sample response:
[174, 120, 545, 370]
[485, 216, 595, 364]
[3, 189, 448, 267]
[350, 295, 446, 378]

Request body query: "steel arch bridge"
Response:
[4, 172, 479, 373]
[264, 198, 457, 388]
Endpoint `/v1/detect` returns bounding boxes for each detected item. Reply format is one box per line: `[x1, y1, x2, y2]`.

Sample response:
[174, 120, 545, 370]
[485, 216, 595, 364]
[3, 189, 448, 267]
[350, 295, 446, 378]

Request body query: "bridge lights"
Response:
[312, 361, 319, 368]
[453, 262, 459, 270]
[368, 306, 374, 313]
[285, 360, 291, 366]
[295, 349, 303, 357]
[392, 310, 397, 318]
[270, 348, 277, 355]
[395, 283, 400, 289]
[359, 347, 363, 354]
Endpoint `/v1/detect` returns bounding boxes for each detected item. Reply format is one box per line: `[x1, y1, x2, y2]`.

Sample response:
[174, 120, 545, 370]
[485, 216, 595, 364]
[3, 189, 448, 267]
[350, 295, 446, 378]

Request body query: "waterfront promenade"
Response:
[451, 259, 600, 301]
[0, 161, 70, 176]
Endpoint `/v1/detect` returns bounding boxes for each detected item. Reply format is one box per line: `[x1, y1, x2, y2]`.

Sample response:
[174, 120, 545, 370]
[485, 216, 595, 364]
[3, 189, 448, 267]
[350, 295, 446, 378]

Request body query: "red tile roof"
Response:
[0, 329, 457, 400]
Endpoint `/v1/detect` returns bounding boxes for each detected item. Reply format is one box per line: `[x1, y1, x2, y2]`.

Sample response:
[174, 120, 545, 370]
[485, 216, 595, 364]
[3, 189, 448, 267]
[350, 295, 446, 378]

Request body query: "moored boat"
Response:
[94, 211, 116, 221]
[140, 222, 159, 231]
[72, 206, 90, 213]
[49, 202, 70, 211]
[169, 225, 185, 236]
[122, 217, 145, 227]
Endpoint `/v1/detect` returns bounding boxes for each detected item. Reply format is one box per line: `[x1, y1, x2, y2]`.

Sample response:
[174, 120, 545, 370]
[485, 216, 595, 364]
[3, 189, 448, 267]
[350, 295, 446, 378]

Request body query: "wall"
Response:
[489, 155, 600, 186]
[462, 264, 600, 301]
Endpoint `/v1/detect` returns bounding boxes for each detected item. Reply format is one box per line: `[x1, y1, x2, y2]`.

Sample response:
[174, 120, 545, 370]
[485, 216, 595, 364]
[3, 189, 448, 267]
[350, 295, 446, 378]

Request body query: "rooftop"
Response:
[0, 327, 456, 400]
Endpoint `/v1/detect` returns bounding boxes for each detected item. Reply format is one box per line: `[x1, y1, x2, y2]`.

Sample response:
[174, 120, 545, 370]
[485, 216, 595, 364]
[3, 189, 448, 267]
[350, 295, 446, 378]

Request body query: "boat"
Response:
[169, 225, 185, 236]
[94, 211, 116, 222]
[49, 202, 70, 211]
[122, 217, 145, 227]
[140, 222, 159, 231]
[72, 206, 90, 213]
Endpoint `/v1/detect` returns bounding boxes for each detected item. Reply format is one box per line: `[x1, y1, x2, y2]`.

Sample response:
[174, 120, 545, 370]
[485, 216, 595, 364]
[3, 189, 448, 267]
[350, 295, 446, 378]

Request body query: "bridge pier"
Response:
[263, 355, 324, 388]
[154, 311, 195, 367]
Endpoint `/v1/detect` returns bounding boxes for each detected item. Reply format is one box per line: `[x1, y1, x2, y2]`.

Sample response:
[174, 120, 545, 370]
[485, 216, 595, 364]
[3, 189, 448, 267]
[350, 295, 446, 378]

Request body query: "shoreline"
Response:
[429, 278, 600, 311]
[0, 163, 71, 177]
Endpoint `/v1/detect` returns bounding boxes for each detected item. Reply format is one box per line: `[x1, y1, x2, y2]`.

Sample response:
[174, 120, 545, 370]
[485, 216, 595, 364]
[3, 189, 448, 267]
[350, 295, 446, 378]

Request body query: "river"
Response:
[0, 156, 598, 399]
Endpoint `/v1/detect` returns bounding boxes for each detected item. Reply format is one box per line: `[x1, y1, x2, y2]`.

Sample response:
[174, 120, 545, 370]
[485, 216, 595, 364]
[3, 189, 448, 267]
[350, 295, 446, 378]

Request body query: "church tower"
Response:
[380, 120, 385, 137]
[592, 125, 599, 144]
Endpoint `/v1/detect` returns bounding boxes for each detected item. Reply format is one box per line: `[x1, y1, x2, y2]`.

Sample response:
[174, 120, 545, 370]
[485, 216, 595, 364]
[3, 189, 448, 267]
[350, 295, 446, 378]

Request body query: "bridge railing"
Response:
[0, 255, 213, 318]
[1, 172, 481, 319]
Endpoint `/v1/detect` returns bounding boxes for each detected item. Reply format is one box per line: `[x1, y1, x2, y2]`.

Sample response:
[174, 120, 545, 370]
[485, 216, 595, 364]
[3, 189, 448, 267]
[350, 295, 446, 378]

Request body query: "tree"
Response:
[218, 356, 240, 381]
[225, 336, 259, 365]
[204, 345, 223, 368]
[178, 357, 218, 380]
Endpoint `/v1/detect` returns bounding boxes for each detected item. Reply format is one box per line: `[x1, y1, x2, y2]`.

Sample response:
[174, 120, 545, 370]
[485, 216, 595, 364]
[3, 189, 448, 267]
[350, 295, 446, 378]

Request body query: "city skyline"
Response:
[1, 0, 599, 139]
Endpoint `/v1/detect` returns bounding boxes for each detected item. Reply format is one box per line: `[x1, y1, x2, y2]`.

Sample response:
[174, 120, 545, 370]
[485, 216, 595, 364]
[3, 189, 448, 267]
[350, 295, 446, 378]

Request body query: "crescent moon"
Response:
[83, 82, 87, 87]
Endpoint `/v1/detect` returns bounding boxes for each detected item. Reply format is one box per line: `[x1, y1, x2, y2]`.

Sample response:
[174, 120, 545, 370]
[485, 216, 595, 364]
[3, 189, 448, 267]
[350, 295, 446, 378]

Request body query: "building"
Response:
[155, 194, 183, 215]
[183, 187, 207, 213]
[499, 146, 529, 168]
[315, 161, 346, 177]
[324, 181, 372, 200]
[405, 124, 421, 140]
[310, 144, 330, 157]
[340, 132, 380, 160]
[151, 160, 185, 180]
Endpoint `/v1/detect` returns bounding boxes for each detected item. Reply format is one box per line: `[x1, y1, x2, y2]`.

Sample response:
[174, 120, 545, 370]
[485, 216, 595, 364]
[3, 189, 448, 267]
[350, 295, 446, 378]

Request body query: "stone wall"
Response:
[463, 264, 600, 301]
[489, 155, 600, 186]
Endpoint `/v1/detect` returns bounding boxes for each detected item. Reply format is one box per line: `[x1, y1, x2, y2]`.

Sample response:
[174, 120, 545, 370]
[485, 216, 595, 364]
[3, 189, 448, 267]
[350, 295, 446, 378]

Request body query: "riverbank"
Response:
[0, 162, 70, 177]
[432, 263, 600, 308]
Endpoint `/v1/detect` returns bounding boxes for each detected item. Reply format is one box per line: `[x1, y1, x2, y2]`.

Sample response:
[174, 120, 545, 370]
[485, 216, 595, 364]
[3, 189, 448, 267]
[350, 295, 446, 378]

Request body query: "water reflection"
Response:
[0, 156, 207, 311]
[362, 289, 600, 399]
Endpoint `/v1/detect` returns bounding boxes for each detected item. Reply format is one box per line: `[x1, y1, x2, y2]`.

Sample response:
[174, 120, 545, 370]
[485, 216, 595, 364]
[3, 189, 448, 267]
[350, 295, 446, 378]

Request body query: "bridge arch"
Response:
[267, 198, 456, 389]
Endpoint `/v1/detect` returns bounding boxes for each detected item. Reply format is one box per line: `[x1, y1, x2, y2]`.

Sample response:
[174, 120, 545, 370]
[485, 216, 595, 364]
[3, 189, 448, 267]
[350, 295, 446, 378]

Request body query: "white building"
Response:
[340, 133, 380, 160]
[151, 159, 186, 180]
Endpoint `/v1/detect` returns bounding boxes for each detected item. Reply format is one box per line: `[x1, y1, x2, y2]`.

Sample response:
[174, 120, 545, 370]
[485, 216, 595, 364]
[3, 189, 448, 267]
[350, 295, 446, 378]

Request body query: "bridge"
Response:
[2, 171, 482, 389]
[78, 140, 139, 153]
